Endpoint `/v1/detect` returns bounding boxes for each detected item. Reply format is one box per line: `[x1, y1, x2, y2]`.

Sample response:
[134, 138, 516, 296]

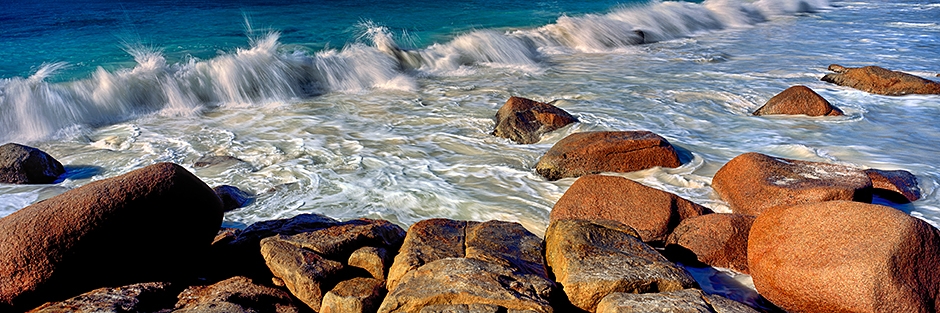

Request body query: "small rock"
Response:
[865, 168, 921, 202]
[320, 277, 386, 313]
[752, 85, 843, 116]
[551, 174, 711, 244]
[26, 282, 177, 313]
[173, 276, 301, 313]
[193, 155, 250, 169]
[748, 201, 940, 313]
[596, 289, 760, 313]
[0, 143, 65, 184]
[260, 237, 344, 311]
[712, 152, 872, 216]
[492, 96, 578, 144]
[665, 214, 755, 274]
[821, 64, 940, 95]
[0, 163, 223, 311]
[213, 185, 254, 212]
[536, 131, 683, 181]
[348, 247, 391, 280]
[544, 219, 697, 312]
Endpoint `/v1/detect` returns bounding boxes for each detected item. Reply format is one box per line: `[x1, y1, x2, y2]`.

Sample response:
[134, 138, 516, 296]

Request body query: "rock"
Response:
[596, 289, 760, 313]
[26, 282, 178, 313]
[536, 131, 683, 180]
[492, 96, 578, 144]
[711, 152, 873, 216]
[865, 168, 921, 202]
[173, 276, 301, 313]
[213, 185, 254, 212]
[348, 247, 391, 280]
[0, 143, 65, 184]
[416, 304, 505, 313]
[544, 219, 698, 312]
[551, 174, 711, 244]
[665, 214, 755, 274]
[320, 277, 386, 313]
[260, 236, 344, 311]
[270, 219, 405, 260]
[0, 162, 223, 311]
[380, 219, 554, 313]
[748, 201, 940, 313]
[821, 64, 940, 95]
[194, 155, 250, 169]
[378, 258, 554, 313]
[752, 85, 843, 116]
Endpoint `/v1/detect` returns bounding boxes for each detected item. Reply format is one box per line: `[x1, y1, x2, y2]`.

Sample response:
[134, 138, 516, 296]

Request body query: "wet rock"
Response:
[0, 143, 65, 184]
[26, 282, 177, 313]
[865, 168, 921, 202]
[748, 201, 940, 313]
[194, 155, 251, 169]
[380, 219, 554, 313]
[213, 185, 254, 212]
[752, 85, 843, 116]
[544, 219, 697, 312]
[260, 236, 344, 311]
[271, 219, 405, 261]
[712, 152, 872, 216]
[665, 214, 755, 274]
[536, 131, 682, 180]
[821, 64, 940, 95]
[173, 276, 301, 313]
[492, 96, 578, 144]
[596, 289, 760, 313]
[416, 304, 504, 313]
[551, 174, 711, 244]
[348, 246, 391, 280]
[320, 277, 386, 313]
[0, 163, 223, 311]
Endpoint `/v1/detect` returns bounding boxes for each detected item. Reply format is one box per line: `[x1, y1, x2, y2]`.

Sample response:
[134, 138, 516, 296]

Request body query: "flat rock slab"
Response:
[271, 219, 405, 260]
[665, 214, 755, 274]
[544, 219, 697, 312]
[748, 201, 940, 313]
[493, 96, 578, 144]
[752, 85, 843, 116]
[0, 163, 223, 311]
[597, 289, 760, 313]
[26, 282, 177, 313]
[536, 131, 682, 181]
[821, 64, 940, 96]
[712, 152, 872, 216]
[174, 276, 301, 313]
[0, 143, 65, 184]
[551, 174, 710, 244]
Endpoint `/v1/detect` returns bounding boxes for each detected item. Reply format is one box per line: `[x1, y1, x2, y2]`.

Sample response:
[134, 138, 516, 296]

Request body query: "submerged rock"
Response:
[665, 214, 755, 274]
[752, 85, 843, 116]
[0, 143, 65, 184]
[821, 64, 940, 95]
[493, 96, 578, 144]
[173, 276, 302, 313]
[213, 185, 255, 212]
[712, 152, 872, 216]
[551, 174, 710, 244]
[749, 201, 940, 313]
[536, 131, 682, 181]
[0, 163, 223, 311]
[544, 219, 697, 312]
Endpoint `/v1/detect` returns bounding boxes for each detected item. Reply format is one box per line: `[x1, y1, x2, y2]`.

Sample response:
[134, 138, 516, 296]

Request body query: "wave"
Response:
[0, 0, 829, 143]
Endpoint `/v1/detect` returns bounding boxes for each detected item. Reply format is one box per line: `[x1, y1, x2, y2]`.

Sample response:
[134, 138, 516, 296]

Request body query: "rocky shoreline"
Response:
[1, 64, 939, 313]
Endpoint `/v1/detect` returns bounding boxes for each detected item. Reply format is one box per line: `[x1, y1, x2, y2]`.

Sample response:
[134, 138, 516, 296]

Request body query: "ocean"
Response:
[1, 0, 938, 270]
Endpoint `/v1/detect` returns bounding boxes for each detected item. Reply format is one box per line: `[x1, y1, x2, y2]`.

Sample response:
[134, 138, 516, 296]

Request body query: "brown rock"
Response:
[712, 152, 873, 216]
[748, 201, 940, 313]
[665, 214, 755, 274]
[596, 289, 760, 313]
[536, 131, 683, 180]
[27, 282, 177, 313]
[213, 185, 254, 212]
[416, 304, 504, 313]
[272, 219, 405, 260]
[0, 143, 65, 184]
[821, 64, 940, 95]
[386, 219, 469, 291]
[493, 96, 578, 144]
[321, 277, 386, 313]
[0, 163, 223, 311]
[865, 168, 921, 202]
[260, 236, 344, 311]
[544, 219, 697, 312]
[173, 276, 301, 313]
[752, 85, 843, 116]
[348, 246, 391, 280]
[551, 174, 711, 244]
[464, 220, 550, 279]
